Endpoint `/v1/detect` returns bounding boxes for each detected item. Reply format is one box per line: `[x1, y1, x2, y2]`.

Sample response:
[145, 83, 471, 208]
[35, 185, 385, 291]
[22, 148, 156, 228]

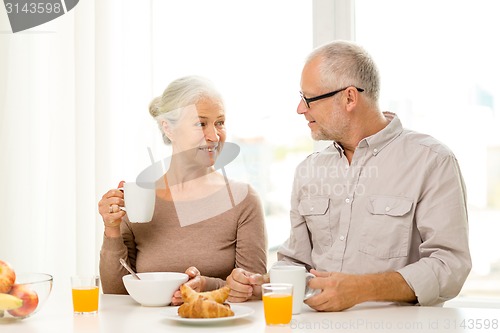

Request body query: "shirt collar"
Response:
[332, 141, 344, 156]
[358, 112, 403, 155]
[328, 112, 403, 157]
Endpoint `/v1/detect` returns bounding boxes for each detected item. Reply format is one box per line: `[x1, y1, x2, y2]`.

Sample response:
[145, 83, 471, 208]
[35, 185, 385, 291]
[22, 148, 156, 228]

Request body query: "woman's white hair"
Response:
[149, 76, 223, 144]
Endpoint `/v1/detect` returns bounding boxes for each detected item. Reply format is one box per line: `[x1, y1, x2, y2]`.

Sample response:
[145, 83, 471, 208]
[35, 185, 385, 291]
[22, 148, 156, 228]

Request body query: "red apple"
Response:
[7, 284, 39, 317]
[0, 260, 16, 293]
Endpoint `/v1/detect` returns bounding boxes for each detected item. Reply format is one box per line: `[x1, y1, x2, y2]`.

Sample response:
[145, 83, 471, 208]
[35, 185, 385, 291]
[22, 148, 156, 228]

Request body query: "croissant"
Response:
[178, 297, 234, 318]
[181, 284, 231, 304]
[177, 284, 234, 318]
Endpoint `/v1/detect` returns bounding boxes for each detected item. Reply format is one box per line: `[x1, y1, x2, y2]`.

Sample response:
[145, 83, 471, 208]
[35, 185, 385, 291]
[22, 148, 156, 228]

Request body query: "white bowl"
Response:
[122, 272, 188, 307]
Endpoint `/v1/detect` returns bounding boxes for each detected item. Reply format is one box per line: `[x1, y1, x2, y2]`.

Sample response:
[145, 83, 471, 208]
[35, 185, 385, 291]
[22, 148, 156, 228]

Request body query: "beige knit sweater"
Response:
[99, 181, 267, 294]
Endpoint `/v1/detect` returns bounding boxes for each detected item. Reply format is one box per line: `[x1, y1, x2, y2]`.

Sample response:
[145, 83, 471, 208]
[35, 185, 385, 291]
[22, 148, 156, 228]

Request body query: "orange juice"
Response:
[263, 294, 293, 325]
[72, 287, 99, 313]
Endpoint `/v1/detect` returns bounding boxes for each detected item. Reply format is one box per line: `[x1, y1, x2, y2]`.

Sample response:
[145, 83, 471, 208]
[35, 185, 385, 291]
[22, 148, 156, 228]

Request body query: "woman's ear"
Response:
[161, 121, 174, 143]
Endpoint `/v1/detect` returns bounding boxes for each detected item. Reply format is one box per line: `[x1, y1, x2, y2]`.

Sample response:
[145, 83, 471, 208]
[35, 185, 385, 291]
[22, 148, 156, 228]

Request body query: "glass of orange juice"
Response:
[71, 275, 100, 315]
[262, 283, 293, 326]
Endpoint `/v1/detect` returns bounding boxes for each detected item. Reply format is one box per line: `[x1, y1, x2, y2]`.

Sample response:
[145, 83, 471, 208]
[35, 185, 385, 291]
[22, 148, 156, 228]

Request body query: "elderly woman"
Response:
[98, 76, 267, 305]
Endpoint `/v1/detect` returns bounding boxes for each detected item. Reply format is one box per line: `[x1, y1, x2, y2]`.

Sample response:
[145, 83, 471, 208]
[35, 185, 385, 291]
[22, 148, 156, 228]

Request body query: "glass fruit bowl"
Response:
[0, 272, 53, 321]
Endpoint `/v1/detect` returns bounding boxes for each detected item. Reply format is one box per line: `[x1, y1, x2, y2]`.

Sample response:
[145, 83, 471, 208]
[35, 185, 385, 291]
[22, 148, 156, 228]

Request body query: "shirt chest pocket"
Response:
[298, 197, 333, 250]
[359, 195, 414, 259]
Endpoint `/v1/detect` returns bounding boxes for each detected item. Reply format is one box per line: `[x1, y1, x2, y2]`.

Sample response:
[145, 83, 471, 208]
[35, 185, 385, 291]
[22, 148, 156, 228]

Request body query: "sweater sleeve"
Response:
[234, 185, 268, 275]
[203, 277, 226, 291]
[99, 221, 137, 294]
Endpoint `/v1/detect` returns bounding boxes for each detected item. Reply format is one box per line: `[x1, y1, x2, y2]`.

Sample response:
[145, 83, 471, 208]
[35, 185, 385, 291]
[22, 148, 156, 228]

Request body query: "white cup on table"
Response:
[121, 182, 155, 223]
[269, 265, 320, 314]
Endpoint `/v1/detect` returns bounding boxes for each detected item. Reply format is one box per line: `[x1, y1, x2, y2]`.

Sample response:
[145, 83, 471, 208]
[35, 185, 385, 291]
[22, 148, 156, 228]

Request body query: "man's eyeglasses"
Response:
[299, 86, 364, 108]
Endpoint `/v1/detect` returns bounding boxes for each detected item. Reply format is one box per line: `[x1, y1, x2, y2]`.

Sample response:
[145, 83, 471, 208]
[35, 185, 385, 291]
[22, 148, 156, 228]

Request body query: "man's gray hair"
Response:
[306, 40, 380, 103]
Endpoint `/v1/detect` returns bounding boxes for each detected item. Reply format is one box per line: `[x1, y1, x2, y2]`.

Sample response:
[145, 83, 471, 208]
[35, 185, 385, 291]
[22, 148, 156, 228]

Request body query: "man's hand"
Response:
[226, 268, 269, 303]
[304, 270, 362, 311]
[305, 270, 416, 312]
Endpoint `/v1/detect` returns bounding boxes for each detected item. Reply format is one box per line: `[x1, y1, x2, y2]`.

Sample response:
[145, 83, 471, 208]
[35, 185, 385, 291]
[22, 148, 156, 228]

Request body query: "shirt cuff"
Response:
[397, 261, 440, 306]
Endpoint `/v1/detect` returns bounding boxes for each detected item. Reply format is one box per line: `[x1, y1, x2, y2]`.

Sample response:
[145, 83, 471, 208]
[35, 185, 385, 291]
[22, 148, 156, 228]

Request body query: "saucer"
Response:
[163, 304, 254, 324]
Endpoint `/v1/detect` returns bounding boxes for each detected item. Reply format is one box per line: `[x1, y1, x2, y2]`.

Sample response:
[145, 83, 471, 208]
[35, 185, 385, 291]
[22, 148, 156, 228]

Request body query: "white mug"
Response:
[122, 182, 155, 223]
[269, 265, 320, 314]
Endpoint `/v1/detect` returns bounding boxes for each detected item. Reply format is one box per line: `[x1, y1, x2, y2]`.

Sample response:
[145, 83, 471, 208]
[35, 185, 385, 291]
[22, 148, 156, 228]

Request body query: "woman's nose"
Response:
[204, 125, 219, 142]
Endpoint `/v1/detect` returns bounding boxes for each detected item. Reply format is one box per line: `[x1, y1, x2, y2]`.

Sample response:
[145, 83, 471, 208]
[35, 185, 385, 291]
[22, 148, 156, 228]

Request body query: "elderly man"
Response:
[226, 40, 471, 311]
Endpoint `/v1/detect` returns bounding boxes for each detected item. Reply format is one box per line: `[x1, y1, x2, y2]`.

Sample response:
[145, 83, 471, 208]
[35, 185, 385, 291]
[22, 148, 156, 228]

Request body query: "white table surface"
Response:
[2, 279, 499, 333]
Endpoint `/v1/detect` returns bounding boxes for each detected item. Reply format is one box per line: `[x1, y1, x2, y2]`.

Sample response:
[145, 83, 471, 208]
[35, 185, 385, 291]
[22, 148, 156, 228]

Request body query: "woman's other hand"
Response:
[226, 268, 268, 303]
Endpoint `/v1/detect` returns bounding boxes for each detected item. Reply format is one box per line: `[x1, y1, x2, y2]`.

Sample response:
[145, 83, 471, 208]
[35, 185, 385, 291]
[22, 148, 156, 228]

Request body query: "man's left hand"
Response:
[304, 270, 362, 312]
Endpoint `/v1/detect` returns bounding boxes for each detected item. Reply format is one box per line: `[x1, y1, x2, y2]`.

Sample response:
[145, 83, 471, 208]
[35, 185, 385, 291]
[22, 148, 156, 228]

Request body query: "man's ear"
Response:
[345, 87, 359, 112]
[161, 121, 174, 142]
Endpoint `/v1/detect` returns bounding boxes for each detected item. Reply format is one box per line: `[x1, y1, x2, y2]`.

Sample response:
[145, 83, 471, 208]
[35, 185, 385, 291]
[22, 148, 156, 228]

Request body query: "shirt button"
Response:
[373, 148, 378, 153]
[385, 206, 390, 212]
[310, 207, 314, 212]
[339, 235, 345, 241]
[345, 198, 350, 204]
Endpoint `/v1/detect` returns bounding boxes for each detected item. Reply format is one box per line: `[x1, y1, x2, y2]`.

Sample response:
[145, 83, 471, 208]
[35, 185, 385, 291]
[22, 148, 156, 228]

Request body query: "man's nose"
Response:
[297, 100, 308, 114]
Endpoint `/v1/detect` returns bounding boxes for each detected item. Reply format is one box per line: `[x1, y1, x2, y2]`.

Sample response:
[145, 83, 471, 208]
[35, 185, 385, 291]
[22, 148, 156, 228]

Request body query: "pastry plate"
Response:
[163, 304, 254, 324]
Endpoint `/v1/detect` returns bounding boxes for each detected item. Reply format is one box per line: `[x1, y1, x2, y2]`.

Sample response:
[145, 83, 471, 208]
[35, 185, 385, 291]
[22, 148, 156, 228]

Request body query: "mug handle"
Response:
[117, 187, 126, 211]
[304, 272, 321, 300]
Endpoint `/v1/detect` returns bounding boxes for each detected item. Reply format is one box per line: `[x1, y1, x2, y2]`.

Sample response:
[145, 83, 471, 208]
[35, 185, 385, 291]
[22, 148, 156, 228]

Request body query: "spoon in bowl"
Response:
[119, 258, 141, 280]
